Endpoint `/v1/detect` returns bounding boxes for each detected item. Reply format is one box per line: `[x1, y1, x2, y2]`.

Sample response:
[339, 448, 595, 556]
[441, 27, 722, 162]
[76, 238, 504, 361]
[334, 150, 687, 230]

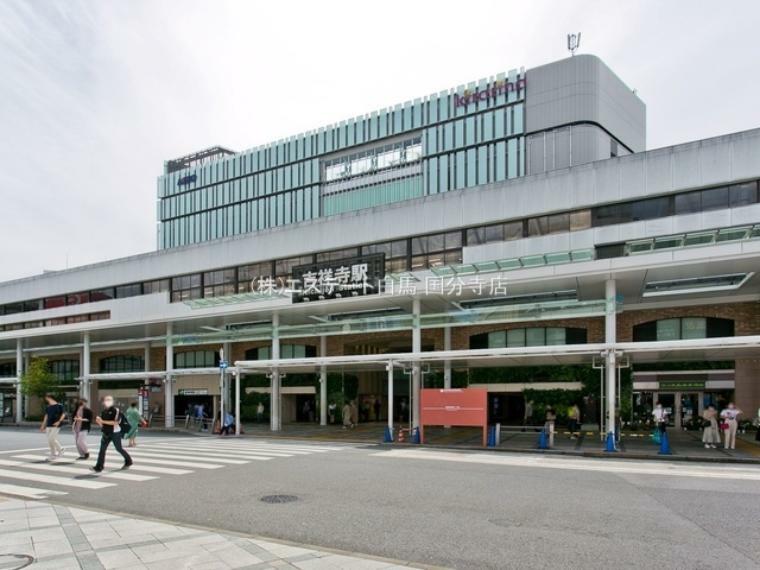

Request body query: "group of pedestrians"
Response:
[700, 402, 743, 449]
[652, 401, 744, 450]
[40, 394, 145, 473]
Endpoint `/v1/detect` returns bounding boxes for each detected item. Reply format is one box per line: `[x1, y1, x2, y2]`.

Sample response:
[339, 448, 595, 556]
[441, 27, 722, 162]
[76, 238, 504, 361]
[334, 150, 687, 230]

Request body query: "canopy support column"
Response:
[270, 313, 281, 432]
[165, 323, 174, 428]
[319, 336, 327, 426]
[605, 279, 617, 447]
[15, 340, 23, 423]
[412, 298, 421, 430]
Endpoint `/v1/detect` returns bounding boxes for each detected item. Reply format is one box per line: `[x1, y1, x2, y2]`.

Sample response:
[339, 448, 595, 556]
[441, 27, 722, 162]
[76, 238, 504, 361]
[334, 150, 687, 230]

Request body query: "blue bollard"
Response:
[658, 430, 672, 455]
[537, 429, 549, 449]
[604, 431, 617, 452]
[412, 427, 420, 444]
[487, 426, 496, 447]
[383, 426, 393, 443]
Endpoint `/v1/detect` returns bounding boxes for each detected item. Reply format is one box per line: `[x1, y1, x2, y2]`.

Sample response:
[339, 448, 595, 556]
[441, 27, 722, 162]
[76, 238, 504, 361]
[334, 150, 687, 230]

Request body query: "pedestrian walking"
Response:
[220, 411, 235, 435]
[40, 394, 66, 461]
[701, 404, 720, 449]
[342, 401, 354, 429]
[256, 401, 265, 423]
[544, 406, 556, 448]
[125, 402, 144, 447]
[720, 402, 742, 450]
[328, 401, 336, 424]
[652, 402, 668, 434]
[92, 395, 132, 473]
[567, 403, 580, 439]
[72, 398, 92, 460]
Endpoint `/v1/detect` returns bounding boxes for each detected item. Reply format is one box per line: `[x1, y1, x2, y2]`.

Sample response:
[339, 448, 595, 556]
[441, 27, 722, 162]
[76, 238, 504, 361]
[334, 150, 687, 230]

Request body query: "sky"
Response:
[0, 0, 759, 282]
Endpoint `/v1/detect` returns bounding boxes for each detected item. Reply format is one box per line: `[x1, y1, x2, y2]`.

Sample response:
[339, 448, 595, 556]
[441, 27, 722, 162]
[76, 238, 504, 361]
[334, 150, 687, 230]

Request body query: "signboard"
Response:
[291, 253, 385, 303]
[419, 388, 488, 446]
[177, 174, 197, 186]
[659, 380, 706, 391]
[178, 389, 208, 396]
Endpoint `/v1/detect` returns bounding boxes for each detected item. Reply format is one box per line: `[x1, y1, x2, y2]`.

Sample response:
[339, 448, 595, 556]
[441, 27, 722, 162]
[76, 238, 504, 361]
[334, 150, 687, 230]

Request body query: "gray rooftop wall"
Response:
[525, 54, 646, 153]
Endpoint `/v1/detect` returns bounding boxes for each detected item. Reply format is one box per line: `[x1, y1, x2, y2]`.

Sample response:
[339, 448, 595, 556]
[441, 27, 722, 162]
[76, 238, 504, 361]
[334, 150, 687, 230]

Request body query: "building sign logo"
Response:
[291, 253, 385, 303]
[177, 174, 197, 186]
[454, 77, 526, 108]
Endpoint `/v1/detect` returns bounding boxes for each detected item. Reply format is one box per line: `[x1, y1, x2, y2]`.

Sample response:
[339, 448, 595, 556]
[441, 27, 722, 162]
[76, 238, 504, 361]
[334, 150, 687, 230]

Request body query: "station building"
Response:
[1, 54, 759, 438]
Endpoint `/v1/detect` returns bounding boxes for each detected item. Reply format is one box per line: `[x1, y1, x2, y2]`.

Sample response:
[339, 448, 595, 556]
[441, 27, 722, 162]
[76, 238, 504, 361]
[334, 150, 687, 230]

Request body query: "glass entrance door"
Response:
[679, 392, 700, 429]
[658, 393, 676, 426]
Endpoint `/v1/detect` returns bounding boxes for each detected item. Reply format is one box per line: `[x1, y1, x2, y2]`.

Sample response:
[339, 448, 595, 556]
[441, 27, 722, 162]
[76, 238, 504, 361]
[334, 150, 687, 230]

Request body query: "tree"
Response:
[20, 358, 61, 403]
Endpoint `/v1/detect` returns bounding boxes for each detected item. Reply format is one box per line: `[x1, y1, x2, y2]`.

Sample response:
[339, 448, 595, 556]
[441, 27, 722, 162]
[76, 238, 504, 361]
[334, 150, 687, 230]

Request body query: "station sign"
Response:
[291, 253, 385, 303]
[178, 389, 208, 396]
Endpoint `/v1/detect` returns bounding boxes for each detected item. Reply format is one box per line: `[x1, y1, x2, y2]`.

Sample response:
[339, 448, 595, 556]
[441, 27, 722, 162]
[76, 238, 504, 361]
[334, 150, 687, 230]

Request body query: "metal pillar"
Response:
[319, 335, 327, 426]
[605, 279, 617, 439]
[222, 342, 232, 411]
[234, 370, 241, 435]
[411, 298, 421, 429]
[81, 332, 91, 403]
[443, 326, 452, 389]
[165, 323, 174, 428]
[387, 360, 394, 433]
[15, 340, 23, 423]
[142, 342, 151, 417]
[270, 313, 281, 432]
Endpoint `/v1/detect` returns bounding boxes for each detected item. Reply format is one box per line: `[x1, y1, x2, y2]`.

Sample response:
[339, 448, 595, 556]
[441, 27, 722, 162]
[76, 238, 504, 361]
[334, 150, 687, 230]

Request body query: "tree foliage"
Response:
[20, 358, 61, 400]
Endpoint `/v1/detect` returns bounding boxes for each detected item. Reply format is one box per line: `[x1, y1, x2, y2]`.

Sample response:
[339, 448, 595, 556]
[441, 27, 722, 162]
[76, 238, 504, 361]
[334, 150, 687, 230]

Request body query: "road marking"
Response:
[0, 447, 51, 455]
[125, 450, 251, 464]
[143, 444, 297, 458]
[106, 455, 223, 469]
[181, 442, 342, 452]
[0, 458, 155, 482]
[11, 455, 192, 476]
[373, 449, 760, 481]
[0, 483, 67, 500]
[0, 467, 115, 489]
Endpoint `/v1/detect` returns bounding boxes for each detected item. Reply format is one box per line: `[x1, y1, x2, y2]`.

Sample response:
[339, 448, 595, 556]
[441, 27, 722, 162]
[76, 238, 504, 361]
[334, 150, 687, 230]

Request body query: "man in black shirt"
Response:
[93, 395, 132, 472]
[39, 394, 65, 461]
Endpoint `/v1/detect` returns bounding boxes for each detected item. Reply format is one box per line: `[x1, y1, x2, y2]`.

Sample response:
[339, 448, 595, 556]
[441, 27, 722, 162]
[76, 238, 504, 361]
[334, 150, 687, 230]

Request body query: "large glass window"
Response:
[100, 355, 145, 373]
[631, 197, 671, 221]
[143, 279, 170, 295]
[633, 317, 735, 341]
[174, 350, 219, 369]
[49, 360, 79, 382]
[675, 192, 701, 215]
[729, 181, 758, 207]
[171, 274, 202, 302]
[203, 269, 236, 298]
[115, 284, 142, 299]
[701, 187, 729, 211]
[477, 327, 586, 349]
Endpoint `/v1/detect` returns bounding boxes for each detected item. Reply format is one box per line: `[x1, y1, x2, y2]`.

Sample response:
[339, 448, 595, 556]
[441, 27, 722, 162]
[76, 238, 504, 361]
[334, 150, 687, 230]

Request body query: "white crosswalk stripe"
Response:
[0, 483, 67, 500]
[0, 458, 156, 482]
[0, 438, 347, 499]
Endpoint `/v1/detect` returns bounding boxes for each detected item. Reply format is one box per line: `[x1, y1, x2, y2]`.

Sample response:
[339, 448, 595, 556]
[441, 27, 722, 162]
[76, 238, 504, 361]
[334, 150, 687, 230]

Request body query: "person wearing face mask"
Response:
[92, 395, 132, 473]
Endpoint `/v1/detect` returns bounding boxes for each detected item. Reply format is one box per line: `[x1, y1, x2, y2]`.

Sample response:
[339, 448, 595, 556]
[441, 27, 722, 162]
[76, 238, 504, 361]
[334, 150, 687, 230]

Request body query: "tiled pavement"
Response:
[0, 498, 425, 570]
[237, 422, 760, 461]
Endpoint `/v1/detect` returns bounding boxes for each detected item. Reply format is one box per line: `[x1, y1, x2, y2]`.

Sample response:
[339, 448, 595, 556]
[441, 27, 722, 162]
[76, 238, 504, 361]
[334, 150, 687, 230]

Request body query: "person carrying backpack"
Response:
[92, 395, 132, 473]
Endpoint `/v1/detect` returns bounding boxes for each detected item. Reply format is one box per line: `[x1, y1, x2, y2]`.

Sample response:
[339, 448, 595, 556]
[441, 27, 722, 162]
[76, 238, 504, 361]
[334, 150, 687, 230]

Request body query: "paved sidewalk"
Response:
[0, 498, 425, 570]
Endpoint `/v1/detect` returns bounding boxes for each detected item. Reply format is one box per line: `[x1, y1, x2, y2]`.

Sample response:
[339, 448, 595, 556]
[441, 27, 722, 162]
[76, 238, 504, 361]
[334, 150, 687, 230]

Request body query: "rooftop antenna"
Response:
[567, 33, 581, 56]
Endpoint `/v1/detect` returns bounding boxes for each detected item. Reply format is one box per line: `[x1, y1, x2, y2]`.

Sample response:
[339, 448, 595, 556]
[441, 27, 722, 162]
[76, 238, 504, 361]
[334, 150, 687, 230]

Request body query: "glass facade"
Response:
[158, 69, 526, 248]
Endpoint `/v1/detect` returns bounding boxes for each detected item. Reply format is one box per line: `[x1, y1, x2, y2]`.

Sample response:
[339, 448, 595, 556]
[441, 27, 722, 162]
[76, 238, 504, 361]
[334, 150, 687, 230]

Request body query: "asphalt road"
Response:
[1, 427, 759, 569]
